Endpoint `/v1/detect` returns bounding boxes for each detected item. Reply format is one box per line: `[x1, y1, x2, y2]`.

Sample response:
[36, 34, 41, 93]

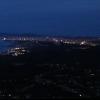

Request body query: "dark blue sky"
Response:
[0, 0, 100, 36]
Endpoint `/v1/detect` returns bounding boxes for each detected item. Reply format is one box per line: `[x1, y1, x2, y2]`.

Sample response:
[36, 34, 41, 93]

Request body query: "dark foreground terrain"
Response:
[0, 41, 98, 99]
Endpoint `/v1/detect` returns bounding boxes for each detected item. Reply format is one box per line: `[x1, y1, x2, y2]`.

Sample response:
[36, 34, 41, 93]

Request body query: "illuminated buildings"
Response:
[8, 47, 29, 56]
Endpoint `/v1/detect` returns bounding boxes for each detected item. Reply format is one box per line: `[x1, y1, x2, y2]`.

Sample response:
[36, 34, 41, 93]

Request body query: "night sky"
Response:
[0, 0, 100, 36]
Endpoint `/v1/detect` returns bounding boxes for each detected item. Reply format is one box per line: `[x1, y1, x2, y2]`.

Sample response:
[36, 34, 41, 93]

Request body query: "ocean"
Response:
[0, 40, 14, 54]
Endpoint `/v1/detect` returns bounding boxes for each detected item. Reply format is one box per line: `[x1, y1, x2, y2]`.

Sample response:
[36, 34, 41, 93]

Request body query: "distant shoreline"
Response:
[0, 33, 100, 40]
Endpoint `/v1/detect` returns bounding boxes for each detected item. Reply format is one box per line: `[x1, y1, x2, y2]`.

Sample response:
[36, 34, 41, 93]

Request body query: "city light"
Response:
[8, 47, 28, 56]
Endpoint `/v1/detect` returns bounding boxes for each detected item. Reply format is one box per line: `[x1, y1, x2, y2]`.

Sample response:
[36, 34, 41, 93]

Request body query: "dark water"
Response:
[0, 40, 13, 53]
